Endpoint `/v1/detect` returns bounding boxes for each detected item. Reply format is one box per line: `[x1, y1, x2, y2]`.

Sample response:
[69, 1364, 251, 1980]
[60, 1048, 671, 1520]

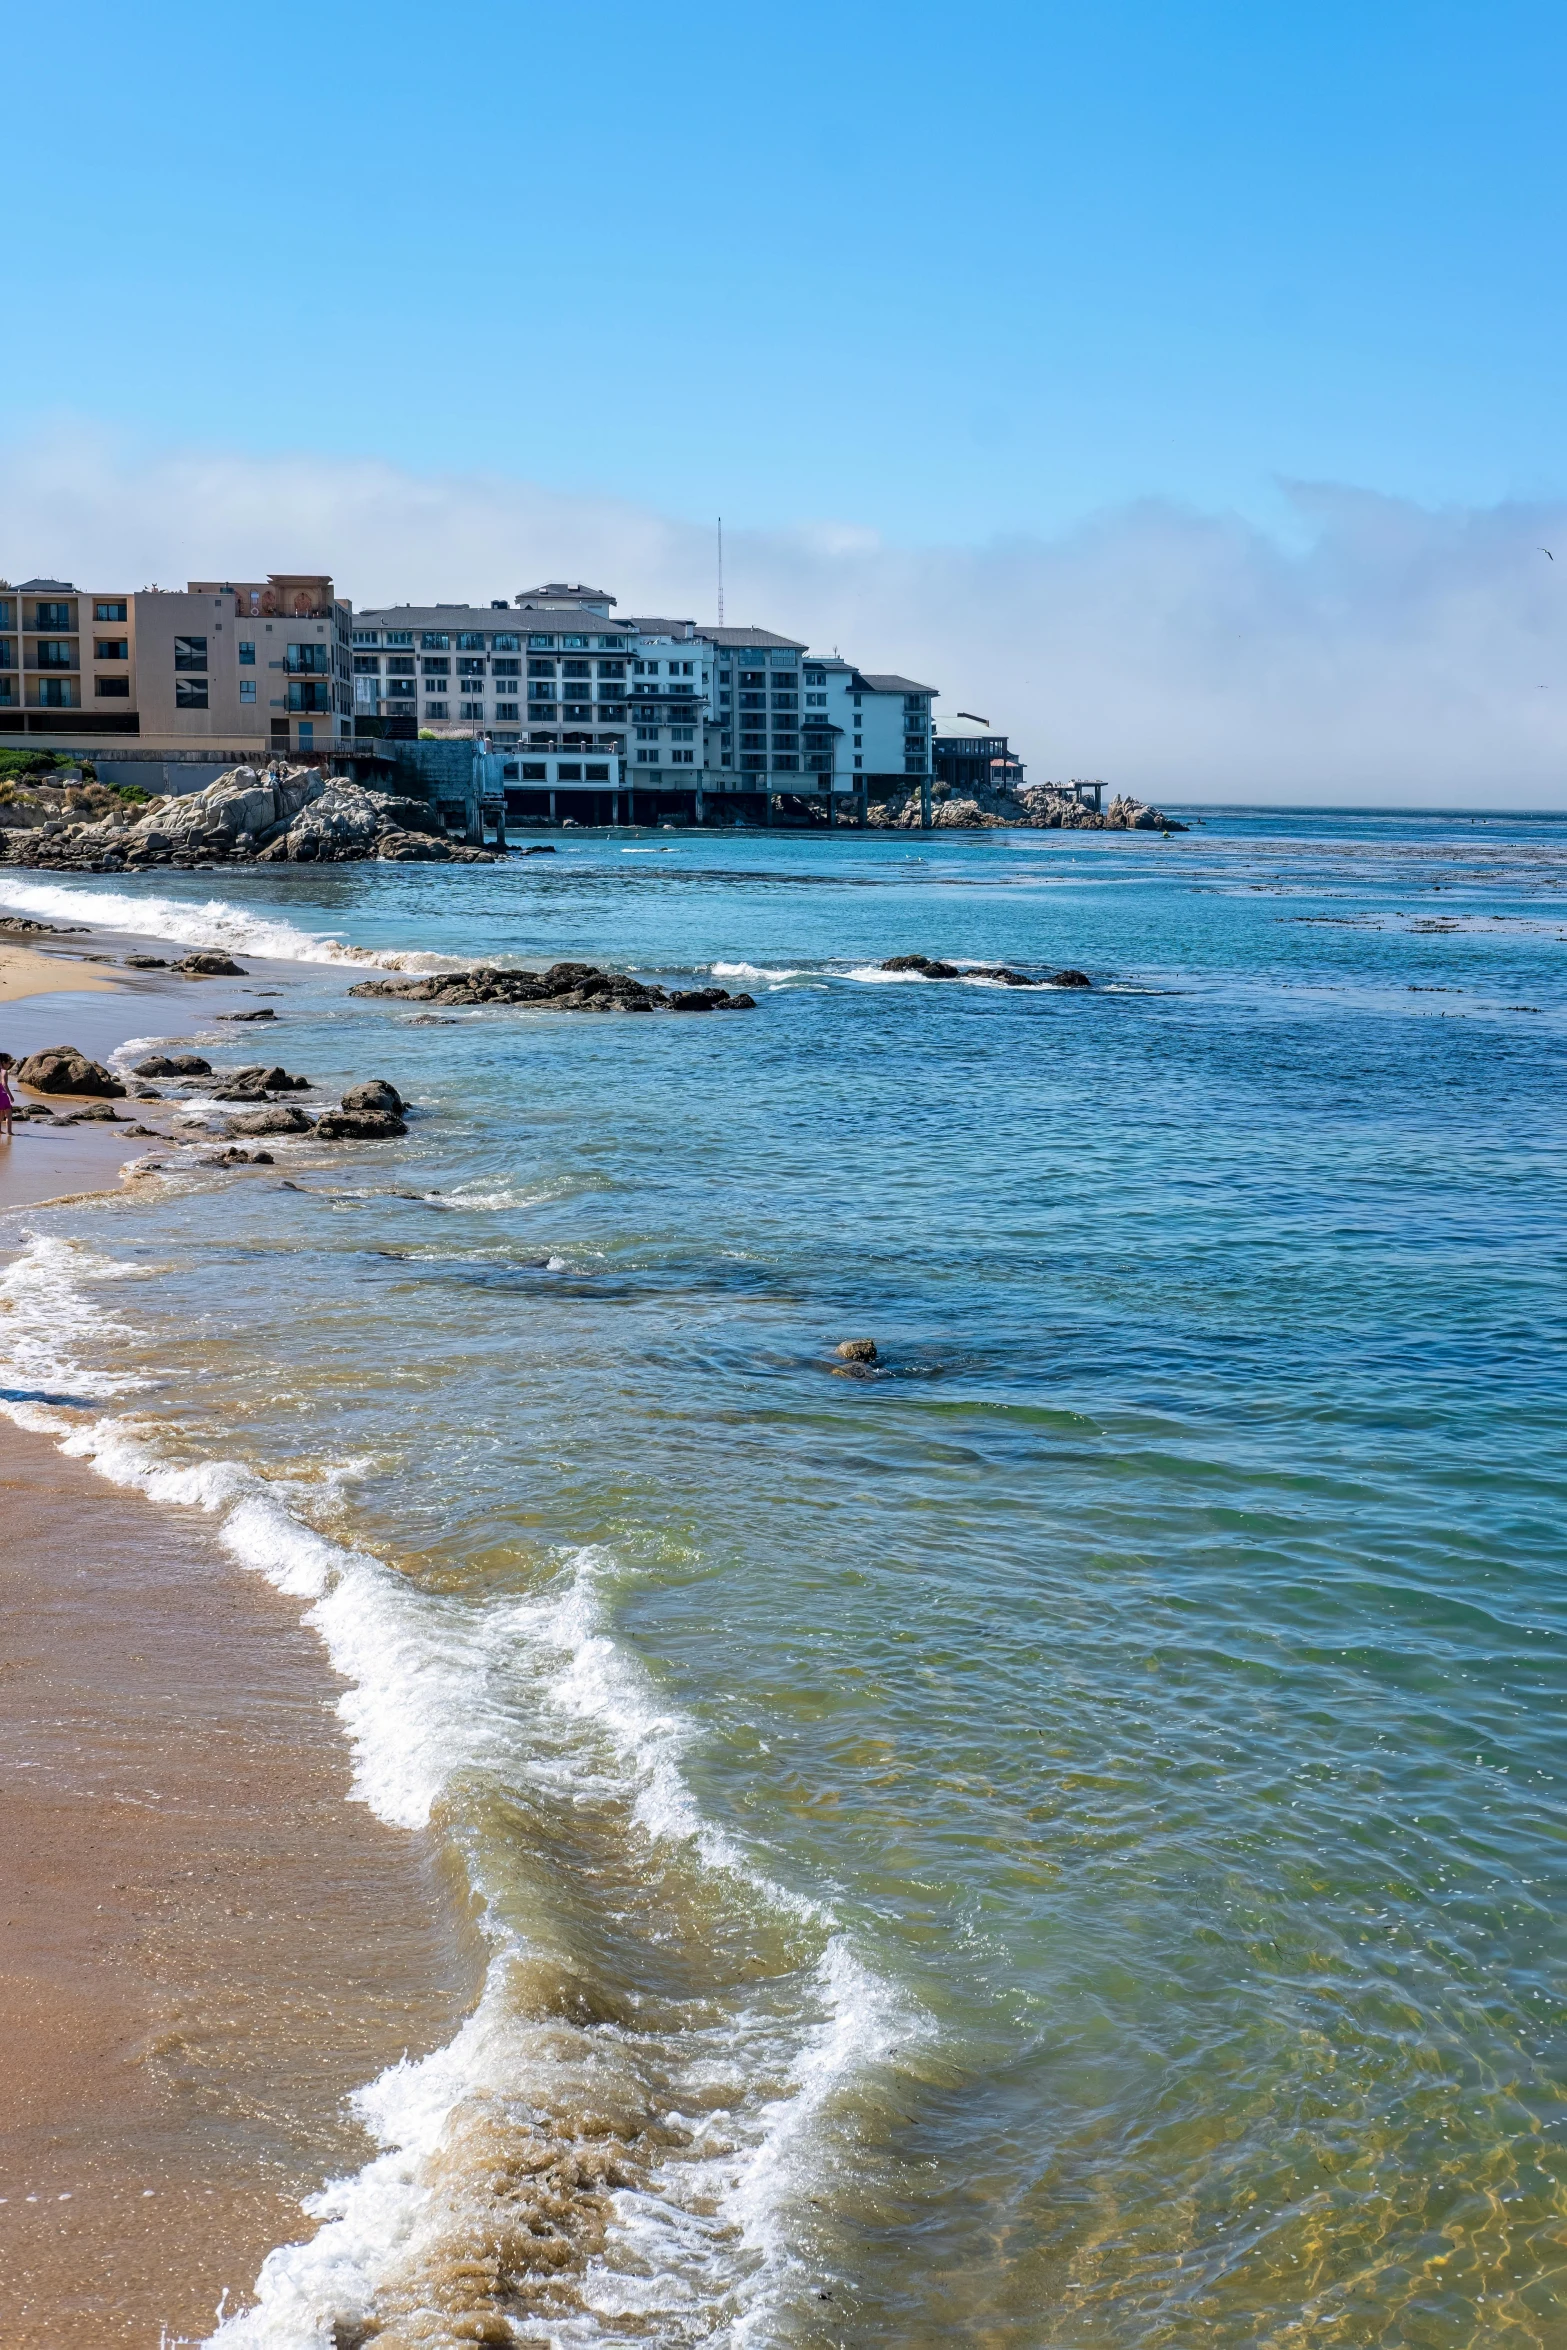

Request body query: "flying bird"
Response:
[1540, 547, 1554, 559]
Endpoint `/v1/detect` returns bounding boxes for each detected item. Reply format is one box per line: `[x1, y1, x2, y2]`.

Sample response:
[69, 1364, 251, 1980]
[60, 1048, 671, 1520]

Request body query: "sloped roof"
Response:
[861, 672, 937, 694]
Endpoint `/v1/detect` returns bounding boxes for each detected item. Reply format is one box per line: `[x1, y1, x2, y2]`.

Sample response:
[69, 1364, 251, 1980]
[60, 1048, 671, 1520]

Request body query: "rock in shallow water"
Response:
[227, 1104, 314, 1136]
[314, 1108, 407, 1140]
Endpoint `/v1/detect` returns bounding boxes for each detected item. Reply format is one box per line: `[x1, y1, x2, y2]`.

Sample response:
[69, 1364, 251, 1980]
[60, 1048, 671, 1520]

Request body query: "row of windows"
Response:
[0, 600, 129, 629]
[384, 629, 630, 654]
[528, 658, 625, 677]
[509, 762, 616, 783]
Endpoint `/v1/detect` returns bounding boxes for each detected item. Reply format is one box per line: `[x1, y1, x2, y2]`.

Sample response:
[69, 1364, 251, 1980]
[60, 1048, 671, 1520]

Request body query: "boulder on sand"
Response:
[15, 1045, 126, 1097]
[133, 1054, 211, 1078]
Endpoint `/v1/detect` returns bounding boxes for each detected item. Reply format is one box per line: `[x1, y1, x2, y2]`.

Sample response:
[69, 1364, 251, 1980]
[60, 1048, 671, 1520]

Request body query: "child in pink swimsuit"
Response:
[0, 1053, 14, 1139]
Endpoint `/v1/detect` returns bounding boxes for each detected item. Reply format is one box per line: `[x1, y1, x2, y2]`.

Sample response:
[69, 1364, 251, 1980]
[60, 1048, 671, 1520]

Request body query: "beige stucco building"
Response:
[0, 574, 353, 760]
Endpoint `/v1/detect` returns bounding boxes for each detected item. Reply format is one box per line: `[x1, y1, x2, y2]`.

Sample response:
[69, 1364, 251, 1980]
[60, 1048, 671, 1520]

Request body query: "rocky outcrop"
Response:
[867, 779, 1187, 832]
[0, 763, 497, 872]
[878, 955, 1092, 987]
[349, 962, 755, 1013]
[15, 1045, 126, 1097]
[132, 1053, 211, 1078]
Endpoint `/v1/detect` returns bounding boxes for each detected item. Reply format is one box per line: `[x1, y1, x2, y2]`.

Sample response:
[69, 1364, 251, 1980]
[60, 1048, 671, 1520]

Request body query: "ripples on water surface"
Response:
[1, 810, 1565, 2346]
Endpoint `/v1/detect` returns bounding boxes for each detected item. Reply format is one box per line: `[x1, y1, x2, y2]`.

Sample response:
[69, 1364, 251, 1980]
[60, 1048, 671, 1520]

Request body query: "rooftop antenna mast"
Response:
[717, 517, 725, 624]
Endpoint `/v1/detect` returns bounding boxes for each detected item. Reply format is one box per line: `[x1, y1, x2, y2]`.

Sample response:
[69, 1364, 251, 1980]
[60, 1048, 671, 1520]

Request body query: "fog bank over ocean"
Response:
[9, 432, 1567, 808]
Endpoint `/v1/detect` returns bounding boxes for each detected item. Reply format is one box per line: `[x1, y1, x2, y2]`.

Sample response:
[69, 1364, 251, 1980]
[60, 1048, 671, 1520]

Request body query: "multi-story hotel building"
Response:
[0, 574, 353, 760]
[2, 570, 967, 824]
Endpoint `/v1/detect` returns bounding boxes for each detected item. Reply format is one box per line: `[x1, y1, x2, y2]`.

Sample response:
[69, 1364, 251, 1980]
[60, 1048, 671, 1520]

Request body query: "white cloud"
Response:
[6, 428, 1567, 805]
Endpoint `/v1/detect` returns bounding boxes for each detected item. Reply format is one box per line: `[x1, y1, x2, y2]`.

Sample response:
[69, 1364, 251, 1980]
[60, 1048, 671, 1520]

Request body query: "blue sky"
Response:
[9, 1, 1567, 800]
[11, 0, 1567, 542]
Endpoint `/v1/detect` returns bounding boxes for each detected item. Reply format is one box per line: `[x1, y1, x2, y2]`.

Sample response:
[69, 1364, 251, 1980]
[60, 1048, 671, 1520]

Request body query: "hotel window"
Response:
[354, 656, 382, 674]
[671, 724, 695, 742]
[95, 600, 128, 623]
[240, 678, 257, 702]
[174, 635, 208, 670]
[495, 701, 519, 720]
[387, 656, 416, 676]
[561, 634, 587, 649]
[36, 678, 76, 707]
[94, 674, 131, 697]
[460, 700, 485, 720]
[458, 658, 485, 677]
[425, 701, 449, 718]
[176, 677, 209, 709]
[635, 724, 659, 741]
[458, 633, 486, 651]
[239, 640, 255, 664]
[386, 630, 414, 647]
[670, 747, 694, 764]
[639, 748, 660, 763]
[95, 638, 129, 661]
[493, 633, 520, 653]
[805, 692, 826, 706]
[493, 659, 520, 677]
[422, 633, 450, 650]
[854, 754, 863, 769]
[423, 659, 450, 677]
[31, 601, 74, 630]
[522, 762, 548, 780]
[527, 634, 555, 649]
[352, 630, 381, 646]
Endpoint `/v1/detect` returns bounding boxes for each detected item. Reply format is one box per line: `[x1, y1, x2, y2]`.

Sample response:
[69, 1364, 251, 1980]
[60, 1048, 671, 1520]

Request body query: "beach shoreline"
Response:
[0, 1415, 478, 2349]
[0, 910, 478, 2345]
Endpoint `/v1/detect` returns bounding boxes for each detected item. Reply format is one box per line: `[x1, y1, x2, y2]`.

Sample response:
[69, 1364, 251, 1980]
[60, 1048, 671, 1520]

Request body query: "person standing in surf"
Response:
[0, 1053, 14, 1140]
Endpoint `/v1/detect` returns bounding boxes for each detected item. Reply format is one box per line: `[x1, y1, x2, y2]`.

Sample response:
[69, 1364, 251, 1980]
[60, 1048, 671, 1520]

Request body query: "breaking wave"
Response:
[0, 877, 460, 973]
[0, 1235, 911, 2348]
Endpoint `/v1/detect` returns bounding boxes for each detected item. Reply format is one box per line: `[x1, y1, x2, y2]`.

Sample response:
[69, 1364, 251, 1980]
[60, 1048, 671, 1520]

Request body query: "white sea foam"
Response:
[710, 961, 805, 981]
[0, 1233, 911, 2349]
[0, 877, 459, 973]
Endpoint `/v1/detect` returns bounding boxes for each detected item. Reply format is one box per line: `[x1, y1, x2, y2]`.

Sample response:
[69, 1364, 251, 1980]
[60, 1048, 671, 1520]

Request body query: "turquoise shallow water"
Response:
[1, 811, 1564, 2346]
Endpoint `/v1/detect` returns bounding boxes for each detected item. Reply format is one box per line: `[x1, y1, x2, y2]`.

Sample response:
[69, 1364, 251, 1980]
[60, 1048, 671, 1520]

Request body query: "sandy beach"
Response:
[0, 927, 475, 2345]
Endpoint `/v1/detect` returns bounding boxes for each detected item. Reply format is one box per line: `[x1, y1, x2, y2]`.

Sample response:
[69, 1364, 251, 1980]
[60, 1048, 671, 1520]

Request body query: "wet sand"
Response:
[0, 943, 118, 1003]
[0, 1417, 476, 2346]
[0, 920, 477, 2342]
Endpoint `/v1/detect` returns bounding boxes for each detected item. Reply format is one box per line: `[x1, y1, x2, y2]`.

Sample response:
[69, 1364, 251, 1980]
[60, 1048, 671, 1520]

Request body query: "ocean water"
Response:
[1, 810, 1564, 2348]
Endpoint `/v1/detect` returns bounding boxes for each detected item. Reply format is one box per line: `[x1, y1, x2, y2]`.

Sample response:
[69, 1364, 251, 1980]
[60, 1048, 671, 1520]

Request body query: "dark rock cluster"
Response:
[880, 956, 1092, 987]
[349, 962, 756, 1013]
[12, 1043, 410, 1147]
